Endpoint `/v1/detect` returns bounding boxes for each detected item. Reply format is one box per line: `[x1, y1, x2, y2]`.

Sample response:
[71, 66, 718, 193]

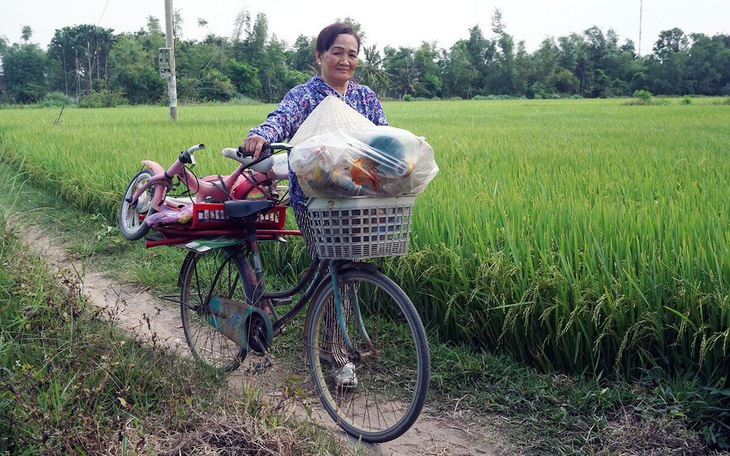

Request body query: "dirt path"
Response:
[15, 223, 507, 456]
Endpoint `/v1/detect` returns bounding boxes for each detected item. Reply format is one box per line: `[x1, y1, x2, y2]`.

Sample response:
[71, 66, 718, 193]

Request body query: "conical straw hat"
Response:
[289, 95, 375, 146]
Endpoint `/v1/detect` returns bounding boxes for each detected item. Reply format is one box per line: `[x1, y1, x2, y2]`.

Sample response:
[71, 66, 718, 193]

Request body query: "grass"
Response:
[0, 159, 364, 455]
[384, 98, 730, 374]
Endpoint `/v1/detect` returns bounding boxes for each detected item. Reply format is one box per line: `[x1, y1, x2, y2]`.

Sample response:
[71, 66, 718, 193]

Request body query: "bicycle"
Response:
[124, 143, 430, 443]
[119, 143, 289, 241]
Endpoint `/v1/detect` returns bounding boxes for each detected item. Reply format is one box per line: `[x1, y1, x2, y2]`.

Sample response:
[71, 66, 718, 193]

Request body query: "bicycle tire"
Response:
[304, 268, 430, 443]
[119, 169, 156, 241]
[179, 248, 254, 373]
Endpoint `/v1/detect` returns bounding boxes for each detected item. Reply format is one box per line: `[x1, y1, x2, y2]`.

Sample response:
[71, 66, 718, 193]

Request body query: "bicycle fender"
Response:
[302, 263, 379, 342]
[141, 160, 164, 175]
[339, 261, 380, 274]
[141, 160, 167, 210]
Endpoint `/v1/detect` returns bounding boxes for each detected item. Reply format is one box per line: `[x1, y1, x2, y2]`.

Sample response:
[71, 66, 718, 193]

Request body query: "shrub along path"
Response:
[13, 220, 506, 456]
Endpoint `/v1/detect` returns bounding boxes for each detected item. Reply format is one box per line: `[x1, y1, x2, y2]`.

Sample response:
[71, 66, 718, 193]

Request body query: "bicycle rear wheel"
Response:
[304, 268, 430, 443]
[179, 248, 253, 373]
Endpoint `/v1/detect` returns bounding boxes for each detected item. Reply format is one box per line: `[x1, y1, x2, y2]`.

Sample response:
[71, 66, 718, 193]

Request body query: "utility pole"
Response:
[164, 0, 178, 120]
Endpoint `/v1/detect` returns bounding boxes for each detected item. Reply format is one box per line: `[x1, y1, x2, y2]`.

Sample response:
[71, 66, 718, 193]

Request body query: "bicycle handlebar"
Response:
[177, 144, 205, 166]
[187, 144, 205, 154]
[236, 142, 293, 158]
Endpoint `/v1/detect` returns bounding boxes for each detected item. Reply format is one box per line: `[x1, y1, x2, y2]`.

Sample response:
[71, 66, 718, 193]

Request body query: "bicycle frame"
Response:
[240, 218, 372, 354]
[128, 145, 285, 213]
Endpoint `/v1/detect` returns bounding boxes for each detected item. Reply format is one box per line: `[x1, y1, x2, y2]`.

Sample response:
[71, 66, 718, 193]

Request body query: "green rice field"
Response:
[1, 98, 728, 385]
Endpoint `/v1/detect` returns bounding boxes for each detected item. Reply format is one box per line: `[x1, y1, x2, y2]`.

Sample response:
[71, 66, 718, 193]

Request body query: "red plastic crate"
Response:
[189, 203, 286, 230]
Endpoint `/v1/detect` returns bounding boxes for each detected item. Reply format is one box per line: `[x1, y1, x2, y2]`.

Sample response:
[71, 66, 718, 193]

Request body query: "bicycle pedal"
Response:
[245, 356, 273, 375]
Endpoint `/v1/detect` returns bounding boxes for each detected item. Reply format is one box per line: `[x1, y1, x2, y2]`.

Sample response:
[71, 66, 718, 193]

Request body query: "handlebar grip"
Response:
[187, 143, 205, 154]
[237, 143, 272, 158]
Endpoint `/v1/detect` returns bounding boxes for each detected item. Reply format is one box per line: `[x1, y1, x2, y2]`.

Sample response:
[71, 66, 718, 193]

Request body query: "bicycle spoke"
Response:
[180, 249, 250, 372]
[306, 269, 429, 443]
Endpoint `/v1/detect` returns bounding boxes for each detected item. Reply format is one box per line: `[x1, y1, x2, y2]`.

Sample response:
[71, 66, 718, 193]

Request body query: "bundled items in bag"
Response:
[289, 126, 439, 198]
[145, 204, 193, 226]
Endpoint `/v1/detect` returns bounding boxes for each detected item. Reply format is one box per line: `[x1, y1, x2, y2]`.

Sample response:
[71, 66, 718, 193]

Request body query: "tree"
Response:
[242, 13, 268, 68]
[286, 34, 316, 74]
[383, 46, 428, 98]
[258, 34, 287, 102]
[191, 68, 236, 101]
[685, 33, 730, 95]
[575, 27, 640, 97]
[646, 28, 690, 94]
[556, 32, 593, 97]
[413, 42, 443, 97]
[107, 33, 164, 104]
[443, 40, 479, 98]
[230, 9, 251, 43]
[335, 17, 365, 42]
[2, 42, 47, 103]
[173, 9, 184, 39]
[21, 26, 33, 43]
[47, 25, 116, 97]
[653, 28, 689, 62]
[486, 10, 519, 95]
[463, 25, 492, 94]
[356, 44, 391, 95]
[226, 58, 261, 97]
[146, 16, 163, 35]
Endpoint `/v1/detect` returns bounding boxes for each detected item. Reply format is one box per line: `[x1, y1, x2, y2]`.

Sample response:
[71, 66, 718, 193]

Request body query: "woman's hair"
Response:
[316, 23, 361, 54]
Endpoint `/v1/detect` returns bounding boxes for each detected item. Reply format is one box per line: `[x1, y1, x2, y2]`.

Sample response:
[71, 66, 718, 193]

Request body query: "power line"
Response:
[97, 0, 111, 27]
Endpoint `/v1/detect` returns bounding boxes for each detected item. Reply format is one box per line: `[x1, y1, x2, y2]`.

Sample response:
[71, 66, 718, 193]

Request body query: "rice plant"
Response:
[1, 98, 728, 386]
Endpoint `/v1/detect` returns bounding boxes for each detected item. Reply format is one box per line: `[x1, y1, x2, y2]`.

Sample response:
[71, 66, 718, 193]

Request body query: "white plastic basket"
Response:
[301, 196, 415, 260]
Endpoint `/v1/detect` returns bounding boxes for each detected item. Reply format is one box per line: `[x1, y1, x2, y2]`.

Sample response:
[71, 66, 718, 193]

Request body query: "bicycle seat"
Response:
[224, 200, 275, 219]
[222, 148, 274, 173]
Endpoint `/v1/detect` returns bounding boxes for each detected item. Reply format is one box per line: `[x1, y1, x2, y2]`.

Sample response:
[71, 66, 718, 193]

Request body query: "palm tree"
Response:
[356, 45, 392, 95]
[21, 26, 33, 43]
[393, 63, 428, 98]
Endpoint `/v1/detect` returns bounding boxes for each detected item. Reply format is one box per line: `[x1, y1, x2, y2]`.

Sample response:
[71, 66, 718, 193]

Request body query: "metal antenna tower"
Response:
[638, 0, 643, 57]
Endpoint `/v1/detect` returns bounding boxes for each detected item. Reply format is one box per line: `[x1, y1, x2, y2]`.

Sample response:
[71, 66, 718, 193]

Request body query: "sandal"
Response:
[334, 362, 358, 388]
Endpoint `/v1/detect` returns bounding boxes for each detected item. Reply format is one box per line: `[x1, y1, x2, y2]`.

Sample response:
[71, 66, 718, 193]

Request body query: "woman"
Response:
[241, 22, 388, 213]
[242, 23, 387, 387]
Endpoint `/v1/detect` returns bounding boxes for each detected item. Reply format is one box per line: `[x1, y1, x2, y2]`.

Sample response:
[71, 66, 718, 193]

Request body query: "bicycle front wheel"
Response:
[304, 268, 430, 443]
[179, 248, 253, 373]
[119, 168, 156, 241]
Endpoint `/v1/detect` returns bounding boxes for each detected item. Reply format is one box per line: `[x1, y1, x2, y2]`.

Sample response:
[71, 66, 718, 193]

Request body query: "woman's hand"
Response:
[241, 135, 268, 159]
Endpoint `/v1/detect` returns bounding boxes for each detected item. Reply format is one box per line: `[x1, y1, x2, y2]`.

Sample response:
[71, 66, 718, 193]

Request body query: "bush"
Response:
[42, 92, 72, 107]
[681, 95, 692, 105]
[402, 94, 413, 102]
[632, 90, 654, 104]
[472, 94, 525, 101]
[78, 90, 128, 108]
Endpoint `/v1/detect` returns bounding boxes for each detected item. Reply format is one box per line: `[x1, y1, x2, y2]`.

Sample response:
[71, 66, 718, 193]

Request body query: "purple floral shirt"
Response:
[247, 77, 388, 211]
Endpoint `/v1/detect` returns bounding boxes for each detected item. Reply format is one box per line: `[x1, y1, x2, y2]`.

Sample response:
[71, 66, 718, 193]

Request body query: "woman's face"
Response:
[317, 33, 359, 89]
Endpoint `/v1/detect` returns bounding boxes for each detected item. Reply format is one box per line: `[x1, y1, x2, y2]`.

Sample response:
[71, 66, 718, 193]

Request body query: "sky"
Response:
[1, 0, 728, 57]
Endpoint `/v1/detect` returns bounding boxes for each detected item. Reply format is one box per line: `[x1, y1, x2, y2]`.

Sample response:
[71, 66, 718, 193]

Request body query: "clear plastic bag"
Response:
[145, 204, 193, 226]
[289, 126, 439, 198]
